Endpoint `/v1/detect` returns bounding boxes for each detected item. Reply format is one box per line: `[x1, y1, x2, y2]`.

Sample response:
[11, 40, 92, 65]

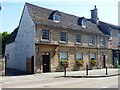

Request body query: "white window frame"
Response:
[41, 29, 50, 41]
[60, 32, 67, 43]
[82, 19, 87, 28]
[90, 53, 95, 60]
[99, 37, 105, 46]
[76, 53, 83, 60]
[60, 52, 67, 60]
[88, 35, 94, 45]
[76, 34, 82, 44]
[53, 14, 60, 22]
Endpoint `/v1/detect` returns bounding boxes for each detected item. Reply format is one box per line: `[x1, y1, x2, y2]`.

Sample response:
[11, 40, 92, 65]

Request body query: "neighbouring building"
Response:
[98, 21, 120, 66]
[4, 3, 119, 74]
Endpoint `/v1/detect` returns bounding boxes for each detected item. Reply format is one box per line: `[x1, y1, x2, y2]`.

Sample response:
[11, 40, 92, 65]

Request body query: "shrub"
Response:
[90, 60, 97, 66]
[76, 60, 84, 66]
[60, 60, 69, 68]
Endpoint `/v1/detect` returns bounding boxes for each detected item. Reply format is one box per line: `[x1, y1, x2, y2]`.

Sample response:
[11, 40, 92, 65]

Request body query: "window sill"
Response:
[100, 44, 105, 47]
[54, 20, 60, 23]
[41, 39, 51, 43]
[88, 43, 94, 46]
[75, 42, 82, 45]
[59, 41, 67, 44]
[82, 26, 86, 28]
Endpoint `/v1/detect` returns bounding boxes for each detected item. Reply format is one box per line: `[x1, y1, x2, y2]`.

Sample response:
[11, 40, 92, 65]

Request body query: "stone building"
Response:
[98, 21, 120, 67]
[4, 3, 118, 73]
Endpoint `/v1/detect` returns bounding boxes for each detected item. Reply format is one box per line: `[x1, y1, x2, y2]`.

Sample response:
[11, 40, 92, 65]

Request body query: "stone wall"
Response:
[35, 45, 112, 73]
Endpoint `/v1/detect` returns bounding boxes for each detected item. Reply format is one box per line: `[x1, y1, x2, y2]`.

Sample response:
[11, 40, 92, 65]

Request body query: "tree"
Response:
[1, 32, 10, 42]
[0, 33, 2, 55]
[0, 31, 10, 56]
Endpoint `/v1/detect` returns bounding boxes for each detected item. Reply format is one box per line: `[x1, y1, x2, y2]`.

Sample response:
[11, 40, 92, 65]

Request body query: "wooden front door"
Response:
[26, 56, 34, 74]
[42, 55, 50, 73]
[31, 56, 34, 74]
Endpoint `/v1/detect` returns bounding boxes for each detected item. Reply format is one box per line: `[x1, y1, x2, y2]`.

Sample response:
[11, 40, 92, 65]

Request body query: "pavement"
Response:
[1, 68, 120, 83]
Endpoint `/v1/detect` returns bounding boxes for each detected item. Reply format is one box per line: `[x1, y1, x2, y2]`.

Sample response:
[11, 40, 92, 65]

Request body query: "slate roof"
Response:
[97, 21, 120, 35]
[4, 27, 18, 44]
[2, 27, 18, 55]
[26, 3, 104, 35]
[97, 21, 111, 35]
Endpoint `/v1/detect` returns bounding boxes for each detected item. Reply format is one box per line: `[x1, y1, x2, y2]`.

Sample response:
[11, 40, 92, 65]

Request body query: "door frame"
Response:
[42, 52, 50, 73]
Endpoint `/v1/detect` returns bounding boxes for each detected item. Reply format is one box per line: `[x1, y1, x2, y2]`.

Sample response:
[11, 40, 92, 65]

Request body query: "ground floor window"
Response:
[76, 53, 83, 60]
[90, 52, 95, 60]
[60, 52, 67, 60]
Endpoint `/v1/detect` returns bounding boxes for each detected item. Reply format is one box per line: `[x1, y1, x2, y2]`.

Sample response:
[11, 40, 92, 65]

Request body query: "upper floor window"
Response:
[42, 29, 50, 41]
[60, 32, 67, 42]
[88, 35, 94, 45]
[76, 34, 82, 44]
[90, 53, 95, 60]
[76, 53, 83, 60]
[60, 52, 67, 60]
[53, 14, 60, 22]
[118, 33, 120, 46]
[99, 37, 105, 46]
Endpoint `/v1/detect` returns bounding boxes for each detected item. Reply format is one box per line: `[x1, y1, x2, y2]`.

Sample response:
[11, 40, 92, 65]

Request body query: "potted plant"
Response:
[76, 60, 84, 66]
[90, 60, 97, 66]
[60, 60, 69, 68]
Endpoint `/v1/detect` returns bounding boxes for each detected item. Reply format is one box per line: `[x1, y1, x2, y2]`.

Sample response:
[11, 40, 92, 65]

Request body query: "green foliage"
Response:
[1, 31, 10, 42]
[60, 60, 69, 68]
[76, 60, 84, 66]
[114, 64, 120, 68]
[90, 60, 97, 66]
[76, 60, 84, 63]
[60, 60, 69, 63]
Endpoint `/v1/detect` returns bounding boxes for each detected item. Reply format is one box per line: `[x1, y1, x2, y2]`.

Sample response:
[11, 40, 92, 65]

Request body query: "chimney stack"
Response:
[91, 5, 99, 24]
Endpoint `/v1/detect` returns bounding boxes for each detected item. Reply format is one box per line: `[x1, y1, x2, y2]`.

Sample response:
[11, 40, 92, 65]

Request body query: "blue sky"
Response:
[0, 0, 119, 33]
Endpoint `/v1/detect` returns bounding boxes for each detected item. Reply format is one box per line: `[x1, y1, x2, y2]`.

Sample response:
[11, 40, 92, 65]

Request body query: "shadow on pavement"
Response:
[5, 68, 29, 76]
[55, 74, 120, 78]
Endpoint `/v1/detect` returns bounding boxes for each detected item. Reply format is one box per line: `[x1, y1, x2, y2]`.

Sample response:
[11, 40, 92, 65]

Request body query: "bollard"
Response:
[64, 65, 66, 77]
[106, 66, 108, 75]
[86, 63, 88, 75]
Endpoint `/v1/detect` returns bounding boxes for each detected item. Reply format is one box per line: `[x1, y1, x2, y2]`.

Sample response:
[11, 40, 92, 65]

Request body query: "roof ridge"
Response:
[25, 2, 86, 19]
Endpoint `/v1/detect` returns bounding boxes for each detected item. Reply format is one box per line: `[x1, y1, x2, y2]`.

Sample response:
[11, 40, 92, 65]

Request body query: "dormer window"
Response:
[82, 19, 87, 28]
[53, 14, 60, 22]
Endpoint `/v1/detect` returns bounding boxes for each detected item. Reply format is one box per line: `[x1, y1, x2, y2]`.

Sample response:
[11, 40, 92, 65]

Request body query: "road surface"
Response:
[1, 75, 119, 88]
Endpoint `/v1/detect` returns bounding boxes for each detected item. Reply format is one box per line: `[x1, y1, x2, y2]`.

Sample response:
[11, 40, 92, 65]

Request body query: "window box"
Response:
[60, 60, 69, 68]
[90, 60, 97, 66]
[76, 60, 84, 66]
